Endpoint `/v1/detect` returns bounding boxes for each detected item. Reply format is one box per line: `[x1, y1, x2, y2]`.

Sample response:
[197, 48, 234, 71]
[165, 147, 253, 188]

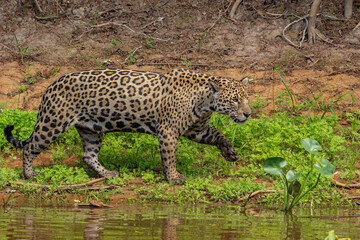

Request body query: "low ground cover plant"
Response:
[264, 138, 335, 211]
[0, 107, 358, 206]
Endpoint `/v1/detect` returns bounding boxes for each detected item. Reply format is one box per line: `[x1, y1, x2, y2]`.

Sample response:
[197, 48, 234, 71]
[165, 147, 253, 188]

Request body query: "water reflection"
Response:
[162, 214, 181, 240]
[283, 214, 301, 240]
[0, 204, 358, 240]
[84, 209, 104, 240]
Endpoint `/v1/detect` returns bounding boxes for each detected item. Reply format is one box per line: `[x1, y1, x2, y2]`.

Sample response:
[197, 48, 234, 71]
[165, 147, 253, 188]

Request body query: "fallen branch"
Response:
[14, 177, 106, 191]
[32, 0, 43, 14]
[0, 43, 18, 54]
[34, 10, 68, 21]
[148, 0, 173, 15]
[75, 200, 113, 208]
[322, 14, 347, 21]
[313, 28, 335, 45]
[353, 21, 360, 32]
[76, 21, 168, 42]
[140, 17, 164, 30]
[79, 185, 115, 191]
[123, 46, 143, 64]
[240, 189, 279, 202]
[264, 11, 284, 19]
[136, 62, 227, 68]
[348, 195, 360, 199]
[300, 215, 360, 219]
[332, 179, 360, 188]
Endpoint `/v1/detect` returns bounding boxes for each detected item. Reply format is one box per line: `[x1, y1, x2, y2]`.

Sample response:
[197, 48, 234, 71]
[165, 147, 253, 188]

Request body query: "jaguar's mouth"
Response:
[230, 115, 249, 125]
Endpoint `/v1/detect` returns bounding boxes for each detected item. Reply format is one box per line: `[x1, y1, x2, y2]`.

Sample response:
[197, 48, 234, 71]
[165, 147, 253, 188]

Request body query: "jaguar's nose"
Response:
[244, 112, 251, 118]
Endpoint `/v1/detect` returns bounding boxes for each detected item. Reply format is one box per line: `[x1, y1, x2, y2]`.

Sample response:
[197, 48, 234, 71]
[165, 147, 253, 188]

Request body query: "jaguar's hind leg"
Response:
[22, 142, 41, 179]
[22, 125, 65, 179]
[76, 126, 118, 178]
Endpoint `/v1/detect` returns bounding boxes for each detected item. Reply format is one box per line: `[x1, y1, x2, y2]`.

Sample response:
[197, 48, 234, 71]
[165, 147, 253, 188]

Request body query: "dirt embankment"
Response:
[0, 0, 359, 112]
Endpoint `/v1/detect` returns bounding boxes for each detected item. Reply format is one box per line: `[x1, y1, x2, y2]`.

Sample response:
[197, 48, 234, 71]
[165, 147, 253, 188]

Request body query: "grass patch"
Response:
[0, 107, 359, 206]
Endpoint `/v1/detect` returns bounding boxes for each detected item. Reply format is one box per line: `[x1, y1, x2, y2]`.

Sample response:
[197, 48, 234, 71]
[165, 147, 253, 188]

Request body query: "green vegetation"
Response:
[272, 65, 353, 117]
[15, 85, 26, 93]
[93, 11, 98, 26]
[324, 230, 351, 240]
[23, 63, 37, 84]
[111, 39, 120, 53]
[1, 193, 18, 209]
[182, 59, 192, 68]
[264, 138, 335, 211]
[52, 67, 61, 76]
[93, 56, 106, 69]
[14, 34, 31, 65]
[0, 93, 359, 206]
[145, 38, 155, 49]
[250, 95, 267, 116]
[35, 165, 90, 186]
[125, 49, 140, 65]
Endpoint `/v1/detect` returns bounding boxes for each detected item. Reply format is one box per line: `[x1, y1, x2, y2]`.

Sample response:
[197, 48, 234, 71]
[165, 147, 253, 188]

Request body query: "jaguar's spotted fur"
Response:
[4, 68, 251, 184]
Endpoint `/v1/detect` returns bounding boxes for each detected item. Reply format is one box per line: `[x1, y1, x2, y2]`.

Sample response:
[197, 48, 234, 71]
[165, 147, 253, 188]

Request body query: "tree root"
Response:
[229, 0, 243, 19]
[282, 14, 309, 48]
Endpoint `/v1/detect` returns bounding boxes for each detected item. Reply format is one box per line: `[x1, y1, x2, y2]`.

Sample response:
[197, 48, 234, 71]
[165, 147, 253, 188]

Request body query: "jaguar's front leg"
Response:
[157, 129, 187, 184]
[184, 126, 239, 162]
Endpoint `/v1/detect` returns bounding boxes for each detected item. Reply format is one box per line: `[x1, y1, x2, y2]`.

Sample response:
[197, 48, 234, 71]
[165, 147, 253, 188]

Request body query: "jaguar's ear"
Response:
[209, 80, 221, 93]
[242, 77, 249, 87]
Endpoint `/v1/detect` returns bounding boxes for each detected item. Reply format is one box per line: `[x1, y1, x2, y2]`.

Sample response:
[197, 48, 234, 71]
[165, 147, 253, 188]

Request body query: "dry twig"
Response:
[348, 195, 360, 199]
[76, 200, 113, 208]
[32, 0, 43, 14]
[34, 10, 68, 21]
[0, 43, 18, 54]
[140, 17, 164, 30]
[240, 189, 279, 203]
[148, 0, 173, 15]
[332, 179, 360, 188]
[353, 22, 360, 32]
[123, 46, 143, 64]
[76, 21, 167, 42]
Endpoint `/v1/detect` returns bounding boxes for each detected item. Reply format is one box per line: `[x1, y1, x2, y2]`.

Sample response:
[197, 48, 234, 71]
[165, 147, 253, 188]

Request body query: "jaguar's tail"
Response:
[4, 125, 30, 148]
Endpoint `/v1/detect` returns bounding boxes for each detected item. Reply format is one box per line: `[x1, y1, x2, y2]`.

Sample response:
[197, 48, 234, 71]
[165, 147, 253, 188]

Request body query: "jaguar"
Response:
[4, 68, 251, 184]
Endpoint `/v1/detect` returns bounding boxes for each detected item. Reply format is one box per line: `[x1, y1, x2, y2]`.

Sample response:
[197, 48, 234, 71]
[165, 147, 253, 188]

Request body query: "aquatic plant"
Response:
[263, 138, 335, 211]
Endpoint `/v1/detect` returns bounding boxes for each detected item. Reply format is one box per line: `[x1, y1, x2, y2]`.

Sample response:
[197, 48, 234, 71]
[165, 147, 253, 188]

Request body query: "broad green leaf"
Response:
[314, 158, 336, 177]
[286, 170, 301, 182]
[301, 138, 322, 155]
[324, 230, 336, 240]
[263, 157, 286, 176]
[288, 180, 301, 197]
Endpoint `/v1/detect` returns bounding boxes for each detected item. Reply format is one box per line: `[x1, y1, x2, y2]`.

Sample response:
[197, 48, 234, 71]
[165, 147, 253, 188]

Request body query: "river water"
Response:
[0, 203, 358, 239]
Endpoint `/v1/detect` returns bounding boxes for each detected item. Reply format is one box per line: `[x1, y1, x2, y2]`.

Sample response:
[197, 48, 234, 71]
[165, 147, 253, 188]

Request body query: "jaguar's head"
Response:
[209, 77, 251, 125]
